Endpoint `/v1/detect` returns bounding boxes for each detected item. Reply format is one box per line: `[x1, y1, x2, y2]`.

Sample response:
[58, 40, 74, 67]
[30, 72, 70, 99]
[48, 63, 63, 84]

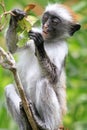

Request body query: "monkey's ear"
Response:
[69, 23, 81, 36]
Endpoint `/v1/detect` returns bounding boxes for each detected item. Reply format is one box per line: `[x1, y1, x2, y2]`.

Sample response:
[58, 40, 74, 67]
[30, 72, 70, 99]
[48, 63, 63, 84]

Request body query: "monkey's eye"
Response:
[42, 13, 49, 23]
[52, 18, 61, 25]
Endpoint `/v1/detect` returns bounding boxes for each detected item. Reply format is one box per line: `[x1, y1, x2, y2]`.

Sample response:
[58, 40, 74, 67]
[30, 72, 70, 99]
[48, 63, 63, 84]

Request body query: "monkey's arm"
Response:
[29, 31, 58, 84]
[6, 9, 26, 53]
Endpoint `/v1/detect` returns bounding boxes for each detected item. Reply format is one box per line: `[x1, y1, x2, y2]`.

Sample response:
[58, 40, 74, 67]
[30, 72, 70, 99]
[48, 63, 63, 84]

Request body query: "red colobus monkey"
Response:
[5, 3, 81, 130]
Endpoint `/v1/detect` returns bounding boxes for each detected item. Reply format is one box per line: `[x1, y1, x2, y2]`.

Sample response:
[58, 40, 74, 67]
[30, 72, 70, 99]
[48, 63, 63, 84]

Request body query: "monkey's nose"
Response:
[44, 23, 49, 28]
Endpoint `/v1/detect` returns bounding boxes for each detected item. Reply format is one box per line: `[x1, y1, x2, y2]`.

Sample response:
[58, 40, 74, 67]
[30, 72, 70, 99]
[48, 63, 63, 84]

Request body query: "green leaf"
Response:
[17, 15, 38, 47]
[17, 30, 29, 47]
[18, 18, 32, 32]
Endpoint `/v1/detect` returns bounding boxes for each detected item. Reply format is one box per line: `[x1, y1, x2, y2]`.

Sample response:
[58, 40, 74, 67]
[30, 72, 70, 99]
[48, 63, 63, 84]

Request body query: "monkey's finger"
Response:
[28, 30, 34, 34]
[29, 32, 43, 41]
[29, 32, 37, 37]
[37, 33, 44, 43]
[34, 33, 44, 44]
[29, 31, 40, 36]
[28, 32, 39, 39]
[30, 35, 37, 43]
[12, 9, 26, 20]
[12, 9, 26, 16]
[29, 33, 40, 42]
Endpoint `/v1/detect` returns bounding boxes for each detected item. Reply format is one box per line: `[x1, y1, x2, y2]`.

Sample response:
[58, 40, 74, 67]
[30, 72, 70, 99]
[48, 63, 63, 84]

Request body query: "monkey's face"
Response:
[42, 11, 81, 41]
[42, 12, 61, 41]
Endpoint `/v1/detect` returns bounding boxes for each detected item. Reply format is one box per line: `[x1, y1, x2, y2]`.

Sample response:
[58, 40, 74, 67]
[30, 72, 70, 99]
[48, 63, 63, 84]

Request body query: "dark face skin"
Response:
[42, 11, 62, 41]
[42, 11, 81, 41]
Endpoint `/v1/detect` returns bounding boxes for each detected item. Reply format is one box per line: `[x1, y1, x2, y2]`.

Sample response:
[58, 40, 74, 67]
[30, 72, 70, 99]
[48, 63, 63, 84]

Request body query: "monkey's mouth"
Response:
[42, 31, 49, 40]
[43, 30, 48, 34]
[42, 26, 49, 34]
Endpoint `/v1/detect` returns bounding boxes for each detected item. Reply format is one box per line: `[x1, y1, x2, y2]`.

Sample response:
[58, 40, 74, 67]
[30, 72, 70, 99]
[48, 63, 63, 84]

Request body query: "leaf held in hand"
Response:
[17, 4, 38, 48]
[18, 18, 32, 32]
[17, 30, 29, 47]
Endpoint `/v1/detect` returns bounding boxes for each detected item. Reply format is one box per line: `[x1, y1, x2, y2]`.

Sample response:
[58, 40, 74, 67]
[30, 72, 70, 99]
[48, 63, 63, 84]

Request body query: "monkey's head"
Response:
[42, 4, 81, 41]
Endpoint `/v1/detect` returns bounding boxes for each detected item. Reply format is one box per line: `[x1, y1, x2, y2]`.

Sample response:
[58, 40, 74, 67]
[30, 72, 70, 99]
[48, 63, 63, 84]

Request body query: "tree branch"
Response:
[0, 47, 39, 130]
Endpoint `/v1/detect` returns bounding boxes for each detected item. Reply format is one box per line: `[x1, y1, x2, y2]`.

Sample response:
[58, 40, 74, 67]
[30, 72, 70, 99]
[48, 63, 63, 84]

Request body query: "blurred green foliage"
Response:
[0, 0, 87, 130]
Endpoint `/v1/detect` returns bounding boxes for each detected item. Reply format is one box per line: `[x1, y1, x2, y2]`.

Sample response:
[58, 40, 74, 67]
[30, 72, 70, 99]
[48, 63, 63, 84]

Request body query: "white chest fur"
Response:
[45, 41, 68, 70]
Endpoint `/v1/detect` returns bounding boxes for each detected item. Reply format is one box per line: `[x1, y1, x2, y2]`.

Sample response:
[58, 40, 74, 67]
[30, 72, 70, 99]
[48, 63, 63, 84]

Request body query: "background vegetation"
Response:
[0, 0, 87, 130]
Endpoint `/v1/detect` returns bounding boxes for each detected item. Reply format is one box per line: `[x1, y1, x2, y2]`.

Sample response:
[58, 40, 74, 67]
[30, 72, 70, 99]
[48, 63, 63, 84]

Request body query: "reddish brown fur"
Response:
[57, 4, 78, 22]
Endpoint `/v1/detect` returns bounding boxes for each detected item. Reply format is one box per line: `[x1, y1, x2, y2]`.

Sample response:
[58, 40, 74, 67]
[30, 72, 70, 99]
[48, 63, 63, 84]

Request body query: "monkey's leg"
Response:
[5, 84, 32, 130]
[28, 103, 50, 130]
[28, 79, 61, 130]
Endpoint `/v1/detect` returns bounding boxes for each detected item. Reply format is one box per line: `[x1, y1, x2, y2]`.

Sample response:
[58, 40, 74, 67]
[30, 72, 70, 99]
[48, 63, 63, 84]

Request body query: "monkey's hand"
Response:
[10, 9, 26, 26]
[29, 31, 45, 58]
[29, 31, 44, 49]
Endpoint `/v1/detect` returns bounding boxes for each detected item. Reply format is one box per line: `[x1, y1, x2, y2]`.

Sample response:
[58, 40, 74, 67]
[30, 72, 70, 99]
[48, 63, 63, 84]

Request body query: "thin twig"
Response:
[0, 1, 6, 13]
[0, 0, 15, 31]
[0, 11, 15, 20]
